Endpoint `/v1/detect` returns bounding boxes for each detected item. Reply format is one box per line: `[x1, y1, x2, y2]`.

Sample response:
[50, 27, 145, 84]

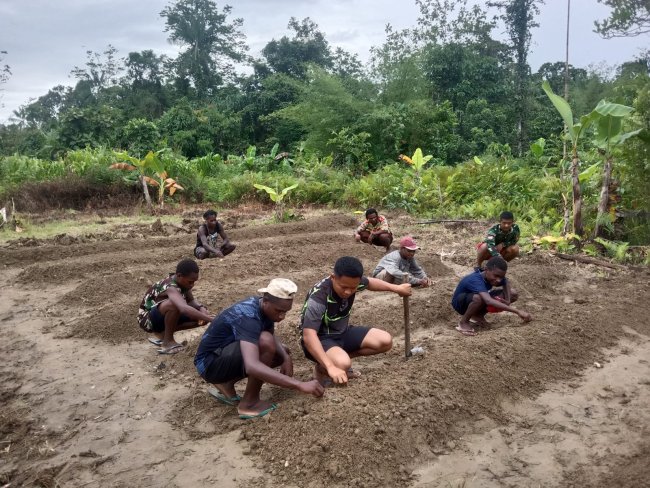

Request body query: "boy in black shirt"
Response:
[301, 256, 412, 386]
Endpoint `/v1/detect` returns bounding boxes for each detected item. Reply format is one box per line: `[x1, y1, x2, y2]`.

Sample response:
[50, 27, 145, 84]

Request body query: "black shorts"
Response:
[148, 305, 192, 333]
[302, 326, 371, 362]
[201, 341, 246, 384]
[454, 289, 503, 315]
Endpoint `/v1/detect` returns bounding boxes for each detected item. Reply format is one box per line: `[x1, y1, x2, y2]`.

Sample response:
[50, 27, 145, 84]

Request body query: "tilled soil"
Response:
[0, 210, 648, 487]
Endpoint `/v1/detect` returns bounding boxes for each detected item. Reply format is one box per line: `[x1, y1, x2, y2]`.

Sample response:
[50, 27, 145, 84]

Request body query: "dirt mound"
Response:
[5, 177, 141, 212]
[1, 210, 649, 487]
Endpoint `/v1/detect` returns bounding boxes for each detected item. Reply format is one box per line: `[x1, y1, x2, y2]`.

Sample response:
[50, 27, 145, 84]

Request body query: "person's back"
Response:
[195, 296, 270, 374]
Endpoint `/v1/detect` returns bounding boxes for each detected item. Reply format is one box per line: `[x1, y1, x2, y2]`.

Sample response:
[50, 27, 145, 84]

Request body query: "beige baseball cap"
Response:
[258, 278, 298, 300]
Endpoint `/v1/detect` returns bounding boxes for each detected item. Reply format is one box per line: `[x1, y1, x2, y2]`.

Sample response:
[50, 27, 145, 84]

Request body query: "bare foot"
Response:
[470, 315, 491, 328]
[455, 321, 477, 336]
[160, 339, 188, 349]
[237, 399, 276, 418]
[214, 381, 238, 399]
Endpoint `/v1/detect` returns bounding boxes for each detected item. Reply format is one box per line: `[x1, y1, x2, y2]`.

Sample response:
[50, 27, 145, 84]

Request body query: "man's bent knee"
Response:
[510, 289, 519, 303]
[363, 329, 393, 352]
[471, 293, 485, 305]
[158, 300, 180, 314]
[327, 348, 352, 370]
[258, 332, 277, 363]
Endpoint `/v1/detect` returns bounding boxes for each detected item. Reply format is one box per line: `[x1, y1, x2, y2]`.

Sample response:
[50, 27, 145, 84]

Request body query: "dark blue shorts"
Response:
[200, 341, 246, 384]
[301, 326, 371, 362]
[453, 289, 503, 315]
[148, 305, 192, 333]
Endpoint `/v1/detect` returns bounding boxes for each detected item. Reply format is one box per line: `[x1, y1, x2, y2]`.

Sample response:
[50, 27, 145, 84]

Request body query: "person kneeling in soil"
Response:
[194, 209, 236, 259]
[354, 208, 393, 252]
[137, 259, 214, 354]
[301, 256, 412, 386]
[372, 236, 432, 288]
[476, 211, 520, 269]
[451, 256, 532, 336]
[194, 278, 324, 419]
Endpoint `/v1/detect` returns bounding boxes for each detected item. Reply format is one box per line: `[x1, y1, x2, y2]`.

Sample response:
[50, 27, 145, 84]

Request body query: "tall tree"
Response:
[122, 50, 170, 119]
[0, 50, 10, 108]
[70, 45, 122, 94]
[261, 18, 332, 79]
[489, 0, 544, 155]
[595, 0, 650, 38]
[160, 0, 248, 98]
[413, 0, 496, 45]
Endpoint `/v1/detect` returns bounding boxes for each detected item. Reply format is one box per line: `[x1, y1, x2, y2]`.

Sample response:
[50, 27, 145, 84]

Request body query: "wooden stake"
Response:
[403, 296, 411, 358]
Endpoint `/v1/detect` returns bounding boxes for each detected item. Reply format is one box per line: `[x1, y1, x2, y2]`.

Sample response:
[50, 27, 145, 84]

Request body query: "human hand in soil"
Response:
[396, 283, 412, 297]
[518, 310, 532, 322]
[298, 379, 325, 397]
[419, 278, 431, 288]
[327, 365, 349, 385]
[355, 234, 361, 242]
[214, 251, 224, 258]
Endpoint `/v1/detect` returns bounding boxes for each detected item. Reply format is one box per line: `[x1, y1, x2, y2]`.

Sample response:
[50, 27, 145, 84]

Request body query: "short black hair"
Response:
[485, 256, 508, 272]
[365, 208, 377, 218]
[334, 256, 364, 278]
[176, 258, 200, 276]
[203, 209, 217, 219]
[499, 211, 514, 221]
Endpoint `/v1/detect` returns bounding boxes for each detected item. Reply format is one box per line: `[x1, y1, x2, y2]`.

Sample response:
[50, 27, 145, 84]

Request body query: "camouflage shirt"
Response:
[484, 223, 520, 256]
[355, 215, 391, 235]
[137, 274, 188, 331]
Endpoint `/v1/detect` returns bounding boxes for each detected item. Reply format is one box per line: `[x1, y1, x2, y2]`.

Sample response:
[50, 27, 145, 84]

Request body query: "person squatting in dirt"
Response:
[137, 259, 215, 354]
[300, 256, 412, 386]
[194, 278, 324, 419]
[354, 208, 394, 252]
[194, 209, 236, 259]
[476, 211, 520, 269]
[452, 256, 532, 337]
[372, 236, 432, 288]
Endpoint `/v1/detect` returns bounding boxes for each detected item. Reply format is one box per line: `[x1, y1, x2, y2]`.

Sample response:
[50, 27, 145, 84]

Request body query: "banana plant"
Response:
[543, 81, 600, 236]
[399, 148, 433, 179]
[111, 150, 183, 209]
[399, 148, 434, 205]
[253, 182, 299, 222]
[591, 100, 641, 237]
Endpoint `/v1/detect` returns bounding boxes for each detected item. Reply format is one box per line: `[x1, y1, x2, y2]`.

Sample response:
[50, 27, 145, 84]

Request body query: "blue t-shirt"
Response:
[194, 296, 274, 375]
[451, 270, 505, 313]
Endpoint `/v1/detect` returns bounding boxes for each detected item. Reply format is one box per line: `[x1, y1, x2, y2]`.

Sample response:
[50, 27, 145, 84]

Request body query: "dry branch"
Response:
[553, 252, 626, 269]
[416, 219, 485, 225]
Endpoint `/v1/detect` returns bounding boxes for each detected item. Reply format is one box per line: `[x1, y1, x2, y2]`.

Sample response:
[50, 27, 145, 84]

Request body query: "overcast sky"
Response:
[1, 0, 648, 122]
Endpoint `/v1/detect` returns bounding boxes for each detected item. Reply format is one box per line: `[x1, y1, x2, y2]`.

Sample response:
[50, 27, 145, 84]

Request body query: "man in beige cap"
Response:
[372, 236, 432, 287]
[195, 278, 324, 419]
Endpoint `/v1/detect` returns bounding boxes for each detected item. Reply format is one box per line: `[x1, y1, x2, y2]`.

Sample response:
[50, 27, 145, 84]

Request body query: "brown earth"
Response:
[0, 209, 648, 487]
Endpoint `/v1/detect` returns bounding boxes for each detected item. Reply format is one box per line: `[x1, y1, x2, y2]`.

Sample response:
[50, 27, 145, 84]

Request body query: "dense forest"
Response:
[0, 0, 649, 253]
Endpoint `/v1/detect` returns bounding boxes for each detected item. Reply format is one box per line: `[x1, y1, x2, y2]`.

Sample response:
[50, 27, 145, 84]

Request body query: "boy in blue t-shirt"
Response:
[451, 256, 532, 336]
[195, 278, 323, 419]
